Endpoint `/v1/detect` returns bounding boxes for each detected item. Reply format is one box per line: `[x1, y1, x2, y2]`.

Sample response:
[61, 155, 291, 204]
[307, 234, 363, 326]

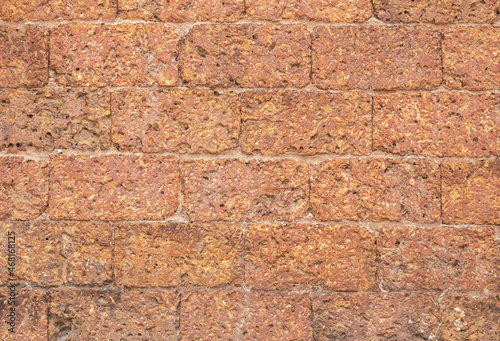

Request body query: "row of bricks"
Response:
[2, 24, 500, 90]
[2, 89, 499, 158]
[1, 288, 498, 340]
[2, 156, 499, 224]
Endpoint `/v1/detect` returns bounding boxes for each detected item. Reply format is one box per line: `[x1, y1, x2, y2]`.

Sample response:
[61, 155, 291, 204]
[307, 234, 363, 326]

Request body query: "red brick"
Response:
[182, 158, 309, 222]
[443, 27, 500, 90]
[0, 157, 48, 220]
[378, 226, 500, 291]
[442, 160, 500, 225]
[0, 25, 48, 88]
[49, 154, 179, 220]
[50, 23, 179, 87]
[311, 158, 440, 222]
[111, 89, 240, 153]
[241, 91, 372, 155]
[374, 92, 500, 157]
[312, 26, 441, 90]
[180, 24, 311, 88]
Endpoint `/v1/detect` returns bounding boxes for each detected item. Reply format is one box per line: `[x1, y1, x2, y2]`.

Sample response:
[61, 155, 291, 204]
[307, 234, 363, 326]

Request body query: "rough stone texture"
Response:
[246, 0, 372, 22]
[180, 24, 311, 88]
[0, 288, 48, 341]
[245, 224, 376, 290]
[373, 0, 500, 23]
[442, 295, 500, 341]
[182, 158, 310, 222]
[118, 0, 244, 22]
[313, 292, 440, 341]
[378, 226, 500, 291]
[443, 27, 500, 90]
[111, 89, 240, 153]
[442, 160, 500, 225]
[49, 154, 179, 220]
[0, 0, 117, 22]
[0, 88, 111, 152]
[0, 25, 48, 88]
[115, 222, 243, 287]
[0, 157, 48, 220]
[312, 26, 441, 90]
[311, 158, 440, 222]
[241, 91, 372, 156]
[374, 92, 500, 157]
[50, 23, 179, 87]
[49, 289, 178, 340]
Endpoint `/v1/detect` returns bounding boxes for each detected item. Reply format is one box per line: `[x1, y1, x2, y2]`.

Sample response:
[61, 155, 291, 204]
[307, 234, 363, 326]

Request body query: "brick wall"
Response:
[0, 1, 499, 340]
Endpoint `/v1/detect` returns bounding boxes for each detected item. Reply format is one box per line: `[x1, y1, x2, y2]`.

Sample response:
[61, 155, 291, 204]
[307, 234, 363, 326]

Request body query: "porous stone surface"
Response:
[311, 158, 441, 222]
[111, 89, 240, 153]
[49, 154, 179, 220]
[180, 24, 311, 88]
[241, 91, 372, 155]
[245, 224, 376, 290]
[50, 23, 179, 87]
[374, 92, 500, 157]
[182, 158, 310, 222]
[312, 26, 442, 90]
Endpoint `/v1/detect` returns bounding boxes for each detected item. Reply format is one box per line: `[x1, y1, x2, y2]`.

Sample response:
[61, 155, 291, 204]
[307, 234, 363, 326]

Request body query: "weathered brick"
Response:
[245, 224, 376, 290]
[313, 292, 440, 341]
[246, 0, 372, 22]
[180, 24, 311, 88]
[373, 0, 500, 23]
[118, 0, 244, 21]
[115, 222, 243, 287]
[182, 159, 309, 222]
[374, 92, 500, 157]
[442, 160, 500, 225]
[241, 91, 372, 155]
[378, 226, 500, 291]
[311, 158, 440, 222]
[0, 25, 48, 88]
[0, 157, 48, 220]
[50, 23, 179, 87]
[111, 89, 240, 153]
[1, 0, 117, 22]
[312, 26, 441, 90]
[443, 27, 500, 90]
[49, 154, 179, 220]
[442, 295, 500, 341]
[49, 289, 178, 340]
[0, 88, 110, 152]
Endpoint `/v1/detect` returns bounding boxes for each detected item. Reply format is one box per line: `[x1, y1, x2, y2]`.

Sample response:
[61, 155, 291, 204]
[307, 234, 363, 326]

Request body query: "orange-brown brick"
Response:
[50, 23, 179, 87]
[311, 158, 440, 222]
[118, 0, 244, 22]
[0, 157, 48, 220]
[246, 0, 372, 22]
[442, 295, 499, 341]
[49, 154, 179, 220]
[312, 26, 441, 90]
[182, 158, 309, 222]
[374, 92, 500, 157]
[241, 91, 372, 155]
[114, 222, 243, 287]
[313, 292, 440, 341]
[0, 88, 110, 152]
[49, 289, 178, 340]
[443, 27, 500, 90]
[180, 24, 311, 88]
[0, 0, 117, 21]
[378, 226, 500, 291]
[111, 89, 240, 153]
[442, 160, 500, 225]
[0, 25, 48, 88]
